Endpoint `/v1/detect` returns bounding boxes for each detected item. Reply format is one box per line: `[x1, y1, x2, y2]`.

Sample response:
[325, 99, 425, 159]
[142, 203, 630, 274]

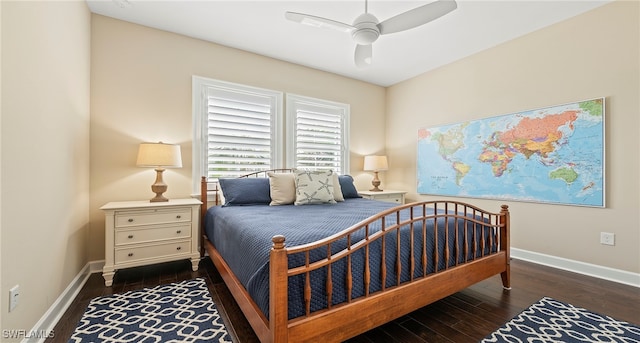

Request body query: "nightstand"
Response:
[359, 190, 407, 204]
[100, 198, 202, 286]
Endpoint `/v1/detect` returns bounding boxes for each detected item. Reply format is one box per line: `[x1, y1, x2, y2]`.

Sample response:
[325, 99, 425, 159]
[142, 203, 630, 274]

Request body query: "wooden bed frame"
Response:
[200, 171, 510, 343]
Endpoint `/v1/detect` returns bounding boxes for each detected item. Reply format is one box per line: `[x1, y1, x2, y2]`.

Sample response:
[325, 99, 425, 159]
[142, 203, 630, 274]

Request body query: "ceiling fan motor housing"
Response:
[352, 13, 380, 45]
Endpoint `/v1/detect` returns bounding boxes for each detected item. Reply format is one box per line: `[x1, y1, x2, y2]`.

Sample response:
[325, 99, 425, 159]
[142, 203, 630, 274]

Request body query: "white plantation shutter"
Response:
[193, 77, 282, 182]
[192, 77, 350, 193]
[287, 94, 349, 174]
[207, 91, 273, 177]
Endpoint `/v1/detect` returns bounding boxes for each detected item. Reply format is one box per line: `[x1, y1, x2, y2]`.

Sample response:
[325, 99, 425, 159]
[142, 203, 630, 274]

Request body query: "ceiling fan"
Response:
[285, 0, 458, 68]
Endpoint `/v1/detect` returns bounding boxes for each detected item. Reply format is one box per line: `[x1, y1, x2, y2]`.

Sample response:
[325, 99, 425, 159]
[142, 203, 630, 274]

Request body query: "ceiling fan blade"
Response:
[354, 44, 372, 68]
[285, 12, 355, 33]
[378, 0, 457, 35]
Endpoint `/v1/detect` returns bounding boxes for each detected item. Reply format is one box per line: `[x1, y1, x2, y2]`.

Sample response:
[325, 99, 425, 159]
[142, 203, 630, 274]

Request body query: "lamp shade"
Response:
[136, 142, 182, 168]
[363, 155, 388, 171]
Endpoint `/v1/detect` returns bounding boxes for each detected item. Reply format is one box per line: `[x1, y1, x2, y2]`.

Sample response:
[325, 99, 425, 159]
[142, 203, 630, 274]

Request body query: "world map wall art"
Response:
[417, 98, 605, 207]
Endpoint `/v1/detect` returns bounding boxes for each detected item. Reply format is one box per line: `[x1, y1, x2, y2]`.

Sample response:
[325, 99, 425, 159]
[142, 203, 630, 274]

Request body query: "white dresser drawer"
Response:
[115, 207, 191, 227]
[115, 224, 191, 245]
[372, 194, 403, 203]
[358, 190, 406, 204]
[115, 240, 191, 264]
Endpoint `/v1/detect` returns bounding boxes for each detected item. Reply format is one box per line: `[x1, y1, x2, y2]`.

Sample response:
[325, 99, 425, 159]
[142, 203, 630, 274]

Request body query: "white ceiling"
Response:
[86, 0, 611, 87]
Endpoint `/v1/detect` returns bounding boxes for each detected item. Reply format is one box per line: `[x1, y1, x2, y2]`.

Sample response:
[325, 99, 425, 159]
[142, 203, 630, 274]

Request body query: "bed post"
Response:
[200, 177, 208, 257]
[270, 235, 288, 343]
[499, 205, 511, 290]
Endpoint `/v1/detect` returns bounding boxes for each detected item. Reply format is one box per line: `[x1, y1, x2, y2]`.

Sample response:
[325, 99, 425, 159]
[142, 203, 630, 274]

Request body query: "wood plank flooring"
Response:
[47, 258, 639, 343]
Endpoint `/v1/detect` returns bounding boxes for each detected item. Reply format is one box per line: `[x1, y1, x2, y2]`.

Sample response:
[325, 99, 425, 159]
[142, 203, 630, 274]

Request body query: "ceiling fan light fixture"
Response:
[352, 12, 380, 45]
[352, 28, 379, 45]
[354, 44, 373, 68]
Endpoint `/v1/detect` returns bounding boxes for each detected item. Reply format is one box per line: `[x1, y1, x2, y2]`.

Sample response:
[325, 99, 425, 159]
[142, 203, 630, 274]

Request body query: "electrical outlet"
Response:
[600, 232, 615, 246]
[9, 285, 20, 312]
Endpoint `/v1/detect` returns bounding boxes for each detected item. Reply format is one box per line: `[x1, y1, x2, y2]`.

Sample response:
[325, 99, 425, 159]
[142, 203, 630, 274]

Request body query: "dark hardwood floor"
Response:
[47, 258, 639, 343]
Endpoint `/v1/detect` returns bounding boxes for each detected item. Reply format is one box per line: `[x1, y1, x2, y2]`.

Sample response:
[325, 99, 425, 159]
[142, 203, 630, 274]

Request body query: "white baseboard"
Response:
[23, 260, 105, 343]
[511, 248, 640, 288]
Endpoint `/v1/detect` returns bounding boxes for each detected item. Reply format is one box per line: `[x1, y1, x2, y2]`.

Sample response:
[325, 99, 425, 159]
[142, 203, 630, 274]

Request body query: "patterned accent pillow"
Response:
[294, 169, 337, 205]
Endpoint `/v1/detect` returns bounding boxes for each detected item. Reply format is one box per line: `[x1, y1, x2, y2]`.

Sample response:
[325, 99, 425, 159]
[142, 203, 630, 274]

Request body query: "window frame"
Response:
[286, 93, 350, 175]
[192, 76, 283, 191]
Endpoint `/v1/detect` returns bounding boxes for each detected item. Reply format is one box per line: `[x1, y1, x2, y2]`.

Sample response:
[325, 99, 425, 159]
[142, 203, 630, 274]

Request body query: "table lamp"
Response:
[136, 142, 182, 202]
[364, 155, 388, 192]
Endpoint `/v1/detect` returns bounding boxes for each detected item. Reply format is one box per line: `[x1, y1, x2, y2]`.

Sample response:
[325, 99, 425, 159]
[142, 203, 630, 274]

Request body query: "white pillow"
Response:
[268, 172, 295, 206]
[333, 173, 344, 202]
[294, 169, 337, 205]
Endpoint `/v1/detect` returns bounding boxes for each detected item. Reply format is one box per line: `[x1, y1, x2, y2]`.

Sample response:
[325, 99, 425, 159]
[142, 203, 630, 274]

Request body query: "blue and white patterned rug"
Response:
[69, 278, 232, 342]
[482, 297, 640, 343]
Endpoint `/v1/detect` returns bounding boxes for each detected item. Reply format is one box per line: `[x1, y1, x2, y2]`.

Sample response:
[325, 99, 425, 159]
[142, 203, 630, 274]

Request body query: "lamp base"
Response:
[150, 193, 169, 202]
[149, 168, 169, 202]
[370, 171, 383, 192]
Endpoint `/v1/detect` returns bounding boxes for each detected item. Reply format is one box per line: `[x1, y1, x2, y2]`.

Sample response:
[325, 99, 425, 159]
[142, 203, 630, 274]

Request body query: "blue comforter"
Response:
[205, 198, 495, 320]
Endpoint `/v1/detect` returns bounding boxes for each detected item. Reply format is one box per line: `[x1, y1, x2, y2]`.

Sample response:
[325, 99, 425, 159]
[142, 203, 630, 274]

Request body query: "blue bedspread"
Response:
[205, 198, 496, 320]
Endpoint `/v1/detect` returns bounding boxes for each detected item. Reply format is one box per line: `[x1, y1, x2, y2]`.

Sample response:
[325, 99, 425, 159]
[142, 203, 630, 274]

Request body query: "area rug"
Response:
[481, 297, 640, 343]
[69, 278, 232, 342]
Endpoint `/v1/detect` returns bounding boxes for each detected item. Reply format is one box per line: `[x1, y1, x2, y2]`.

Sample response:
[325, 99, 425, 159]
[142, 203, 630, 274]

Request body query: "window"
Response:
[192, 77, 350, 192]
[286, 94, 350, 174]
[192, 76, 283, 185]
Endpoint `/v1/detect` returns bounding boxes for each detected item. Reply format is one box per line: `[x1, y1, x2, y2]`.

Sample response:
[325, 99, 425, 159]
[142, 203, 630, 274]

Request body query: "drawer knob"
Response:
[127, 253, 134, 257]
[128, 218, 134, 223]
[128, 235, 134, 239]
[176, 230, 182, 234]
[176, 215, 181, 219]
[176, 247, 182, 251]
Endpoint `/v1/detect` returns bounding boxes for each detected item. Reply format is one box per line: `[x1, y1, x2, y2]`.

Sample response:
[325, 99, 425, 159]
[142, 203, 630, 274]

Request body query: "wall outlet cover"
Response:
[600, 232, 615, 246]
[9, 285, 20, 311]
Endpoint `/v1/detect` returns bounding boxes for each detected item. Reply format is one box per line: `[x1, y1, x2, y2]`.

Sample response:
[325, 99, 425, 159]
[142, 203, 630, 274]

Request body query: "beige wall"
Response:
[1, 1, 91, 339]
[0, 0, 3, 332]
[386, 1, 639, 274]
[89, 15, 387, 261]
[0, 0, 4, 331]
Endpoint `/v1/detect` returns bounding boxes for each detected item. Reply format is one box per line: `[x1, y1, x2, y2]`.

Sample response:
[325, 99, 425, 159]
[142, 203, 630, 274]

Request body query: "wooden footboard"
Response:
[269, 201, 510, 342]
[201, 176, 510, 343]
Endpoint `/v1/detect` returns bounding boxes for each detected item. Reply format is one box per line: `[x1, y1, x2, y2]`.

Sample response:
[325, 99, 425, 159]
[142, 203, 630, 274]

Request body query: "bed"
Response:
[200, 169, 510, 342]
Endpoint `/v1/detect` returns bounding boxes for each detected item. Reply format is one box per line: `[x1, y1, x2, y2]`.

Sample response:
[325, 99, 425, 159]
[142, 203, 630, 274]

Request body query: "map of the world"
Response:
[417, 98, 605, 207]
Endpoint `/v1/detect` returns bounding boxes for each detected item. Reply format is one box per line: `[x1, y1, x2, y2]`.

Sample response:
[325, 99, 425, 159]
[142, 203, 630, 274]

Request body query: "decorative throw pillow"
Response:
[333, 173, 344, 202]
[218, 178, 271, 206]
[294, 169, 337, 205]
[268, 172, 296, 206]
[338, 175, 361, 198]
